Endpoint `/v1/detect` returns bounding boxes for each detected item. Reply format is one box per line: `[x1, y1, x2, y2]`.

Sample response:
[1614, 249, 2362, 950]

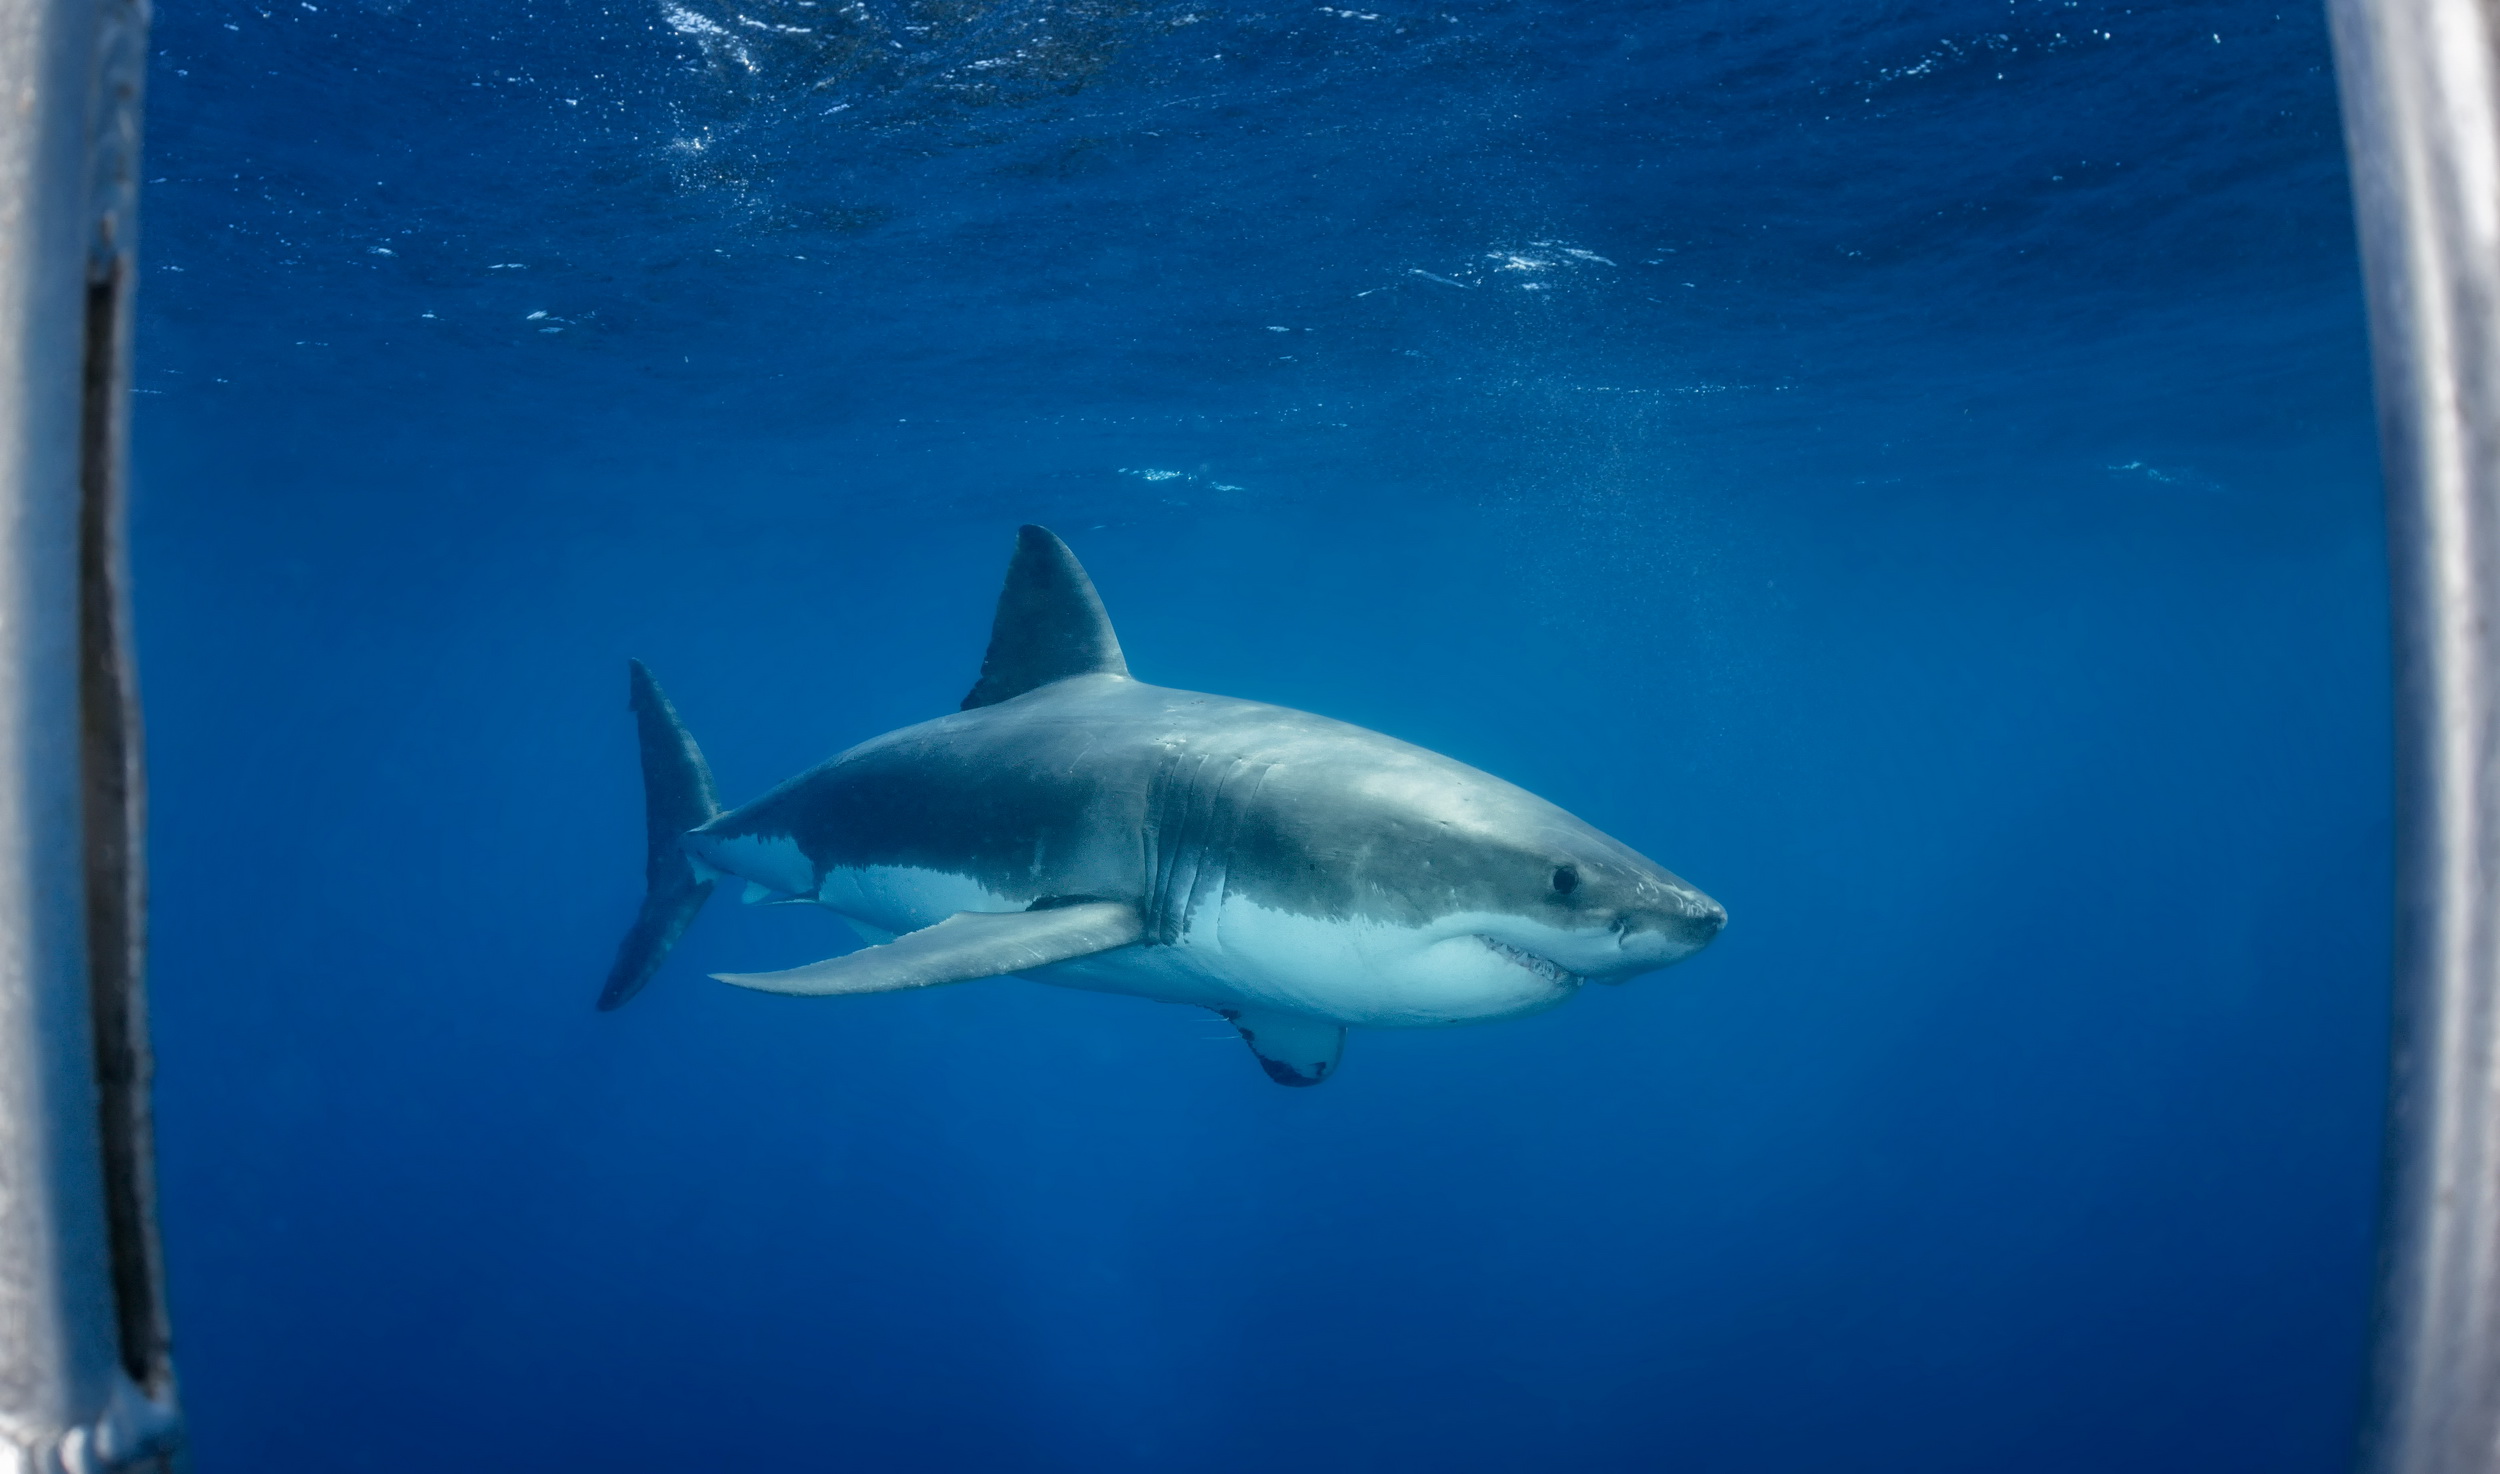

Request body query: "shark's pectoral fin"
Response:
[712, 901, 1144, 998]
[1220, 1008, 1345, 1087]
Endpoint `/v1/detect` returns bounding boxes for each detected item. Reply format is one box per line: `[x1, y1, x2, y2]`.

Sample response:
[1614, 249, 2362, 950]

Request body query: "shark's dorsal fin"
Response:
[962, 525, 1130, 710]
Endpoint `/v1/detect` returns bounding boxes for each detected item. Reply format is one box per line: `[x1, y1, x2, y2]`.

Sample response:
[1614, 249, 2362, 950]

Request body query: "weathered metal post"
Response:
[0, 0, 177, 1466]
[2331, 1, 2500, 1471]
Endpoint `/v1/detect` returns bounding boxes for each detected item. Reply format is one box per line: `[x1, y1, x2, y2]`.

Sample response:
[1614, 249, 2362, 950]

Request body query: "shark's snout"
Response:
[1605, 889, 1726, 976]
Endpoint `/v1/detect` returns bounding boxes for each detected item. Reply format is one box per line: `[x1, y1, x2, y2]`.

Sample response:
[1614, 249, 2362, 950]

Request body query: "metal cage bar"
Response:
[2332, 0, 2500, 1471]
[0, 0, 175, 1468]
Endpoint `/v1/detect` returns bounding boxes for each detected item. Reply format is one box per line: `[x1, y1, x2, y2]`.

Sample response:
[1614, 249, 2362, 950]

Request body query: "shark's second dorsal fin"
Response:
[962, 524, 1130, 709]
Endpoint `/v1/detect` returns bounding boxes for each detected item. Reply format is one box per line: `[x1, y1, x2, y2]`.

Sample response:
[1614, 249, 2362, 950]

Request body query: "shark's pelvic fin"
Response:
[1221, 1008, 1347, 1087]
[961, 524, 1131, 710]
[713, 900, 1145, 997]
[598, 660, 725, 1011]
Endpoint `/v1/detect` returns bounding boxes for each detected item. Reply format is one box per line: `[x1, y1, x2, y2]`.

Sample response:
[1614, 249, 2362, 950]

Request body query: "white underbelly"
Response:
[813, 864, 1013, 937]
[1194, 894, 1580, 1027]
[803, 865, 1579, 1029]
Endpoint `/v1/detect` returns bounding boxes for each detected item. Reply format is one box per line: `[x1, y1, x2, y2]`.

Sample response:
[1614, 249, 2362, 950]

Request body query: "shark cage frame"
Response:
[2331, 0, 2500, 1470]
[0, 0, 178, 1467]
[0, 0, 2478, 1470]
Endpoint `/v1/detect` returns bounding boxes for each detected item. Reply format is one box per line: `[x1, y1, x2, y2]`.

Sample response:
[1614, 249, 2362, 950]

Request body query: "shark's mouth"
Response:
[1477, 935, 1582, 988]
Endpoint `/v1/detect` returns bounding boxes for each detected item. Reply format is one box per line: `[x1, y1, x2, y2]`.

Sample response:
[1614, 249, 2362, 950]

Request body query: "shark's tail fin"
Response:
[598, 660, 724, 1011]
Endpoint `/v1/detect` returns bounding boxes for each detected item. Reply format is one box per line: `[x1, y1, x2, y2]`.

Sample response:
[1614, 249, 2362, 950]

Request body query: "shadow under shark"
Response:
[602, 525, 1726, 1085]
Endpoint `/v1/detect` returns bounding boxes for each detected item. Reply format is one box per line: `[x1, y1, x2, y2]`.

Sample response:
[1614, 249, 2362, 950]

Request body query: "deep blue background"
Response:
[130, 0, 2388, 1469]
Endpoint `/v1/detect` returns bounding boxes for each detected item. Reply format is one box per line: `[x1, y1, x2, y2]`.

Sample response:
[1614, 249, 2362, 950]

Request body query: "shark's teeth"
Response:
[1477, 935, 1580, 987]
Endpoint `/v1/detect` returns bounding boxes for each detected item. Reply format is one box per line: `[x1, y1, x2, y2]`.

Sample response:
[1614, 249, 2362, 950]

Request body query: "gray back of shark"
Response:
[600, 525, 1725, 1085]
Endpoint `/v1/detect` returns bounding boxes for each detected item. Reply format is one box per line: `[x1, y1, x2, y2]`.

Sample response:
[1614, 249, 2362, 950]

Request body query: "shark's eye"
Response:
[1550, 865, 1579, 895]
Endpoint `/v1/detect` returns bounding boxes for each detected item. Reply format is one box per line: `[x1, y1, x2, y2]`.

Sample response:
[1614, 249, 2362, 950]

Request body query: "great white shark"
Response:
[601, 525, 1726, 1085]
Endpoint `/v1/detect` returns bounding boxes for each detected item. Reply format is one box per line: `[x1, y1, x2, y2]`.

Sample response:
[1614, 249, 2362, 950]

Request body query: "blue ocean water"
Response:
[129, 0, 2386, 1469]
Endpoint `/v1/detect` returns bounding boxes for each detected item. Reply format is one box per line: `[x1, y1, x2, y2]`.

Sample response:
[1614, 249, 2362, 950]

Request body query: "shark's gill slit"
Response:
[1148, 749, 1217, 946]
[78, 258, 176, 1399]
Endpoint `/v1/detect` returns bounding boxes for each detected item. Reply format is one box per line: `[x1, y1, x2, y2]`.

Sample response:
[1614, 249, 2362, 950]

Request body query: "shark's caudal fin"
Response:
[598, 660, 725, 1011]
[961, 525, 1130, 710]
